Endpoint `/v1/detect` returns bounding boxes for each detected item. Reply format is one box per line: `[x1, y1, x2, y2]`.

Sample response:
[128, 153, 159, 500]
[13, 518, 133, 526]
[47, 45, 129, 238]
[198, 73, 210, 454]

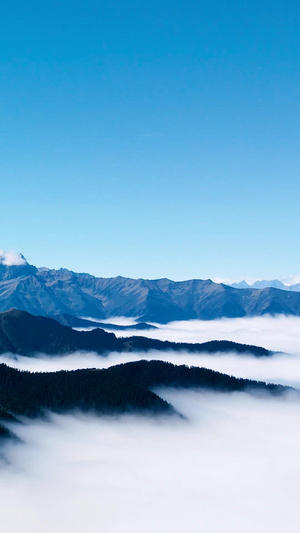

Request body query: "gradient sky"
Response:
[1, 1, 300, 280]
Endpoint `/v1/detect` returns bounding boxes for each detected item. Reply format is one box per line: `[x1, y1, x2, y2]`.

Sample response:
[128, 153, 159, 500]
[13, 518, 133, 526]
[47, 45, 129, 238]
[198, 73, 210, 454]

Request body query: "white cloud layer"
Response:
[1, 390, 300, 533]
[3, 316, 300, 389]
[2, 348, 300, 389]
[98, 315, 300, 353]
[0, 250, 26, 266]
[1, 316, 300, 532]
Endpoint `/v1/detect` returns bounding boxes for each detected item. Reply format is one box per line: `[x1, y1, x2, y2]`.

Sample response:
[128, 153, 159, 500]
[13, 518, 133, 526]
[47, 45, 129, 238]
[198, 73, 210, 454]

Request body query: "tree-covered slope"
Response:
[0, 360, 288, 430]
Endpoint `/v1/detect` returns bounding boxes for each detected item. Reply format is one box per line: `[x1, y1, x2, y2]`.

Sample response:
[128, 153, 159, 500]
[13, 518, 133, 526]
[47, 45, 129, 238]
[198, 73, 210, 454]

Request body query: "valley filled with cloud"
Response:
[1, 316, 300, 532]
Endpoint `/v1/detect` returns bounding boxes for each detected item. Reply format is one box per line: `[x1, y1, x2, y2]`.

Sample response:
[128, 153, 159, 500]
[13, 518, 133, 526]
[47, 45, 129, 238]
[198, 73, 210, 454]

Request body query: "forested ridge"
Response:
[0, 360, 289, 439]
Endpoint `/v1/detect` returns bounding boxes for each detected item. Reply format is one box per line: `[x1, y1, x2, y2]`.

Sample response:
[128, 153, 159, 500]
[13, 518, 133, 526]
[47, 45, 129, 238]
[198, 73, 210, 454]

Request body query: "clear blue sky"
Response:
[1, 0, 300, 280]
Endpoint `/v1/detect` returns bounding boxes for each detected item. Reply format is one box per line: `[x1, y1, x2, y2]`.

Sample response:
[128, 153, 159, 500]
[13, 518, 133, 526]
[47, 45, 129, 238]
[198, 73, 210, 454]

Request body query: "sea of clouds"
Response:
[1, 316, 300, 532]
[3, 315, 300, 387]
[100, 314, 300, 353]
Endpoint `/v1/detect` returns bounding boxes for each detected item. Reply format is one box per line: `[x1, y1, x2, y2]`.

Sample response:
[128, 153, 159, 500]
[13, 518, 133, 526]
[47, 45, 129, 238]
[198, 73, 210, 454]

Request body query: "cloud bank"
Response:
[102, 315, 300, 354]
[1, 390, 299, 533]
[3, 316, 300, 389]
[1, 316, 299, 533]
[2, 348, 300, 389]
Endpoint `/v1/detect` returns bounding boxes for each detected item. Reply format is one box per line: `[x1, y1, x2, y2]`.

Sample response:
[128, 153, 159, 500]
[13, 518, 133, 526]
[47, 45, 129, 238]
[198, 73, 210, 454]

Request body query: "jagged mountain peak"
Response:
[0, 251, 37, 281]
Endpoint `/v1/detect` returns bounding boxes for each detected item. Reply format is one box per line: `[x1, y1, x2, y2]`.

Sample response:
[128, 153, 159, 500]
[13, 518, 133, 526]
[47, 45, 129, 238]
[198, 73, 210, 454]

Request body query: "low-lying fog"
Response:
[1, 390, 300, 533]
[98, 315, 300, 354]
[2, 316, 300, 388]
[1, 316, 300, 532]
[2, 349, 300, 389]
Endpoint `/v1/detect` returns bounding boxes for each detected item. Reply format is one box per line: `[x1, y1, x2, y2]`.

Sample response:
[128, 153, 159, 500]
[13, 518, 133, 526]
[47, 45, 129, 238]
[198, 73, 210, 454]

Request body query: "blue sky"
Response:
[1, 1, 300, 280]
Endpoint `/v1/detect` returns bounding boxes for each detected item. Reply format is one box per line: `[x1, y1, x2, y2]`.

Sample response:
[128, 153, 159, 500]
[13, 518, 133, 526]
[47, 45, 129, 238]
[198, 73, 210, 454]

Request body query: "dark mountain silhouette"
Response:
[0, 360, 289, 439]
[0, 309, 272, 357]
[1, 255, 300, 322]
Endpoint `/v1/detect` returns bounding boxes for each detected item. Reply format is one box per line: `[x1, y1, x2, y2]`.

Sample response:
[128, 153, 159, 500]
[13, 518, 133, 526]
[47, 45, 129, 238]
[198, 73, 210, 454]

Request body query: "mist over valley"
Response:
[0, 310, 300, 532]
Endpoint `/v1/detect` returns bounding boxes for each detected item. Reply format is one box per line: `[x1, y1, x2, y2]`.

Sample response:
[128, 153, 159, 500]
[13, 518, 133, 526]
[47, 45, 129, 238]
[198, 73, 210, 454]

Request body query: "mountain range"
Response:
[1, 255, 300, 322]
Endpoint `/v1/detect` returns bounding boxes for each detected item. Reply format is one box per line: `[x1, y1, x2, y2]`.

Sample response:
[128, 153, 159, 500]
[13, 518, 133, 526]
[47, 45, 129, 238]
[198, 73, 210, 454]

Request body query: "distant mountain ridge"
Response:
[231, 279, 300, 291]
[1, 254, 300, 322]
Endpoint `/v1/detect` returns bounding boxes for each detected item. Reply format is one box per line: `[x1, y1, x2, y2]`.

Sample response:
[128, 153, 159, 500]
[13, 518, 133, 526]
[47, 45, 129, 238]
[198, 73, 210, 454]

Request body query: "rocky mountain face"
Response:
[1, 256, 300, 322]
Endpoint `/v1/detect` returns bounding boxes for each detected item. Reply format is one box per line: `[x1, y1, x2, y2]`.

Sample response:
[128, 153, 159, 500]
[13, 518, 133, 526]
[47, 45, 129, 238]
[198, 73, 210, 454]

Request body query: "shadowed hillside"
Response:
[0, 309, 272, 357]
